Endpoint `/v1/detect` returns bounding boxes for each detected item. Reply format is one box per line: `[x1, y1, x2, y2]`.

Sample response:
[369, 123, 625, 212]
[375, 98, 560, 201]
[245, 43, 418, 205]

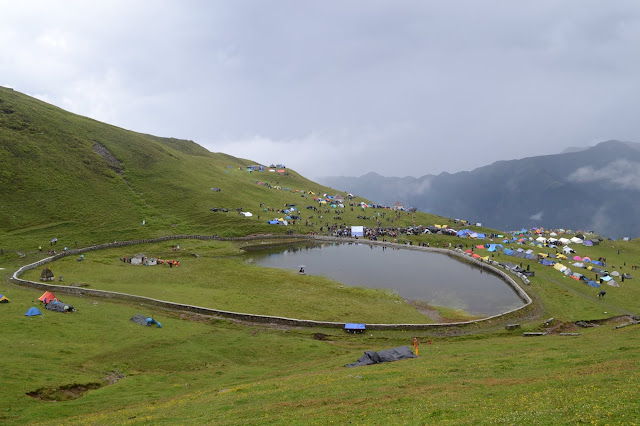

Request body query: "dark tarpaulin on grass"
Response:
[45, 300, 74, 313]
[130, 314, 162, 327]
[345, 346, 417, 367]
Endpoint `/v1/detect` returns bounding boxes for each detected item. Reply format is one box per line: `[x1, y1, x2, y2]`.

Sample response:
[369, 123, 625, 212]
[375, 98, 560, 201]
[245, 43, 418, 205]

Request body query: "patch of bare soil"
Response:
[27, 382, 102, 401]
[27, 370, 125, 401]
[104, 370, 125, 385]
[92, 141, 124, 175]
[404, 299, 445, 323]
[545, 315, 639, 334]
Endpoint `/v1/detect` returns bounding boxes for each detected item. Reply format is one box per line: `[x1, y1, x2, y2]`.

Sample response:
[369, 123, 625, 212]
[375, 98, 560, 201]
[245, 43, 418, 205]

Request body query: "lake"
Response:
[245, 241, 524, 316]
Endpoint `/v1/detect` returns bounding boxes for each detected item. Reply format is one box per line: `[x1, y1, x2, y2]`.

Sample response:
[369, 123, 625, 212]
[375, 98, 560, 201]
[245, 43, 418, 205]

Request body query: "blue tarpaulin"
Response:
[345, 323, 366, 333]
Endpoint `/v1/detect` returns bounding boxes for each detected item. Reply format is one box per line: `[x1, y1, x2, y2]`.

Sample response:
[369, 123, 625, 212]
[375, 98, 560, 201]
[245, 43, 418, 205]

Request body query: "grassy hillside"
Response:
[0, 282, 638, 424]
[0, 86, 447, 253]
[2, 87, 640, 424]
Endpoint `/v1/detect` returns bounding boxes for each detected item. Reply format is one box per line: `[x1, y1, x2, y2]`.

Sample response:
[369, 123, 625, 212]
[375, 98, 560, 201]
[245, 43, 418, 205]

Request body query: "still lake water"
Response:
[245, 242, 523, 316]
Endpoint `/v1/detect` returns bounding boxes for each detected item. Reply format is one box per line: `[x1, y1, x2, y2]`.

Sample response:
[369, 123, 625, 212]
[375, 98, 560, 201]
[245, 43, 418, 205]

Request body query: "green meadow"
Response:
[2, 86, 640, 424]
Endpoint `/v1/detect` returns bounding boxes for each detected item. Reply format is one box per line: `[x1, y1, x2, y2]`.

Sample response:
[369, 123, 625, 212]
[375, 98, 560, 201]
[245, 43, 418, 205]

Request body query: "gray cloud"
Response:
[567, 160, 640, 190]
[3, 1, 640, 178]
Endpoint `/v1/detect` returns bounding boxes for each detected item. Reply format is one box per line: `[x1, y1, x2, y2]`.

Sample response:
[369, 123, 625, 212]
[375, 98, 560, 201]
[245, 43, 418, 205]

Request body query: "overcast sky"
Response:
[2, 1, 640, 179]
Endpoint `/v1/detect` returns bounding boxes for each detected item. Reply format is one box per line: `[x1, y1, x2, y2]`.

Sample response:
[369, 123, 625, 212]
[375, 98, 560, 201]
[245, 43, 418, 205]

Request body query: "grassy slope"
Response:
[0, 86, 444, 251]
[19, 240, 437, 324]
[2, 87, 640, 423]
[1, 283, 638, 424]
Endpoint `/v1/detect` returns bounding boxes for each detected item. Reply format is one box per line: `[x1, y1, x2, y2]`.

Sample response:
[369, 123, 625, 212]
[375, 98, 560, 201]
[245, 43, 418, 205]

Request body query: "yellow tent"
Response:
[553, 263, 567, 272]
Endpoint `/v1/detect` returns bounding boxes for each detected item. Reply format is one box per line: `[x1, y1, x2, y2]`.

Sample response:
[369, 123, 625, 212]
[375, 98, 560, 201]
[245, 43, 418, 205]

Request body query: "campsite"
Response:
[1, 86, 640, 424]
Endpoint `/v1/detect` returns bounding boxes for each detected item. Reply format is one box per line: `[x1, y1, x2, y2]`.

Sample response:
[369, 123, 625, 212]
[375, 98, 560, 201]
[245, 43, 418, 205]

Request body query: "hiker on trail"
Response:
[598, 290, 606, 298]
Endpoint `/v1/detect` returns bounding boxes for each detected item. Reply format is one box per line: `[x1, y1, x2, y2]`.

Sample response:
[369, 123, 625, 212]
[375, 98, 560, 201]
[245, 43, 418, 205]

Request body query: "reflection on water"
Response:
[245, 242, 523, 316]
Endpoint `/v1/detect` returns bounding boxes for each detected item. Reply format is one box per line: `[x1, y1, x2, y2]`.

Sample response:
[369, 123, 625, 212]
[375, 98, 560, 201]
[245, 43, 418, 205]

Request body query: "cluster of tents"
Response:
[468, 237, 632, 289]
[267, 218, 289, 225]
[458, 229, 487, 239]
[266, 206, 298, 225]
[39, 291, 75, 313]
[24, 291, 75, 316]
[246, 164, 286, 173]
[19, 291, 164, 327]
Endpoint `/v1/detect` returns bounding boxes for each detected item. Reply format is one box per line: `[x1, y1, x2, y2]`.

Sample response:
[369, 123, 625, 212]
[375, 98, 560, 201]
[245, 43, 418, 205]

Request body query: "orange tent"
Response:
[38, 291, 57, 304]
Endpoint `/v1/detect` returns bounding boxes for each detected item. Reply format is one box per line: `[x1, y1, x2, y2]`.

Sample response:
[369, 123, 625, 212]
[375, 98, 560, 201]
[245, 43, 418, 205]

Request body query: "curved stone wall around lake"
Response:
[11, 234, 534, 330]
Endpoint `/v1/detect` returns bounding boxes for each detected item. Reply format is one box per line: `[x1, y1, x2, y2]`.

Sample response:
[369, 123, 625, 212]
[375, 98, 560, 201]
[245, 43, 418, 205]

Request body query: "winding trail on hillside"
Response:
[10, 234, 537, 332]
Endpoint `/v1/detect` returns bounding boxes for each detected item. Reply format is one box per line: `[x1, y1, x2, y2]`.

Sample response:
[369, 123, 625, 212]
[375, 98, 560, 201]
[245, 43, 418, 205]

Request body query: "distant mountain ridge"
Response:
[319, 140, 640, 238]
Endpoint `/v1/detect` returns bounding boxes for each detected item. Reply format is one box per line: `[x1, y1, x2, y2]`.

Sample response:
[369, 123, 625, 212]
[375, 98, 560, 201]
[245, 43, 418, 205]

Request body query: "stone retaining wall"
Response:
[11, 234, 534, 330]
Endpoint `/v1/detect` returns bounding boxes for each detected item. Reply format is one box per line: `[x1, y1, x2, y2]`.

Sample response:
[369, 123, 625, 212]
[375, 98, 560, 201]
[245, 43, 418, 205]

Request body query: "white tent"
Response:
[559, 238, 571, 245]
[570, 237, 583, 244]
[351, 226, 364, 237]
[241, 212, 253, 217]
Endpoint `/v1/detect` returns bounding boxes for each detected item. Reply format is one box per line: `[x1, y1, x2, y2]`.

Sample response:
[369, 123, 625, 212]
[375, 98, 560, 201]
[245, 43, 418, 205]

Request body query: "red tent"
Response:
[38, 291, 58, 304]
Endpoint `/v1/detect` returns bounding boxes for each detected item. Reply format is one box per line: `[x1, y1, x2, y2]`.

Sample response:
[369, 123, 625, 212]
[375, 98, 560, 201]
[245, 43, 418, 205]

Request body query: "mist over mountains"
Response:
[319, 140, 640, 239]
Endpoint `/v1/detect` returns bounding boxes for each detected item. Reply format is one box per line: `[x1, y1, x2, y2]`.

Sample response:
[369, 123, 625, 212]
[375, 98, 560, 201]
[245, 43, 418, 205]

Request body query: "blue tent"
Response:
[540, 259, 555, 266]
[503, 249, 514, 256]
[267, 220, 280, 225]
[25, 307, 42, 316]
[587, 281, 600, 287]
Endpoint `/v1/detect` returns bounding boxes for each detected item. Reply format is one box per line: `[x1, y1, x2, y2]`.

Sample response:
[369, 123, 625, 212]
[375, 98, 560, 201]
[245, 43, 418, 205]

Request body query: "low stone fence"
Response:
[11, 234, 534, 330]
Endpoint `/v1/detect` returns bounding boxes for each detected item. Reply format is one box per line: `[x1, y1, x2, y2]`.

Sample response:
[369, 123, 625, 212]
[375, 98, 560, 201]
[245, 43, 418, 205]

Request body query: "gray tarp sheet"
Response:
[345, 346, 417, 367]
[130, 314, 151, 325]
[45, 300, 74, 313]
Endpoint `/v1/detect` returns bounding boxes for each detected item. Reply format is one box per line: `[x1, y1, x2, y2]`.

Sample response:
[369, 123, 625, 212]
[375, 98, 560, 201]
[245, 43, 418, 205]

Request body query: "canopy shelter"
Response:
[345, 323, 366, 333]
